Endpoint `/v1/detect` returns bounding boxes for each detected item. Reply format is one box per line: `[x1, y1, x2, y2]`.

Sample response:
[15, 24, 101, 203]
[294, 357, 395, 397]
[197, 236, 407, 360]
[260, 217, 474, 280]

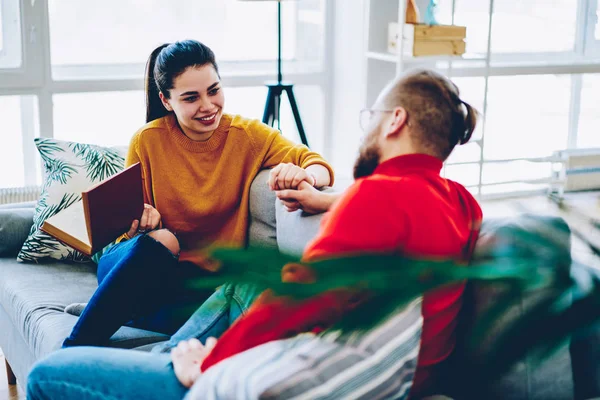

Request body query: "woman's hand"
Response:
[171, 338, 218, 388]
[268, 163, 315, 191]
[126, 204, 161, 238]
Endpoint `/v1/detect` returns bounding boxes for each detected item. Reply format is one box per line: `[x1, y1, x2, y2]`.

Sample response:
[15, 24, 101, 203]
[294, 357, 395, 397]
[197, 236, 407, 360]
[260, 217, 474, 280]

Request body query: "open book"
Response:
[41, 163, 144, 256]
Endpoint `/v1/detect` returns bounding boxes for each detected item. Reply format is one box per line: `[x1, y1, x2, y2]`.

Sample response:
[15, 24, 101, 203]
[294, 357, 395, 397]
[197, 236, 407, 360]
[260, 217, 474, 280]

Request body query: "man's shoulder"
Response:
[354, 173, 426, 193]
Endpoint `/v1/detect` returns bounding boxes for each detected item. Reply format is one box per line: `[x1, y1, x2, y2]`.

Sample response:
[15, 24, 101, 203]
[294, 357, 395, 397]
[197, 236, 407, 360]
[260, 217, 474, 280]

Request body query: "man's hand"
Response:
[276, 181, 339, 214]
[126, 203, 161, 238]
[268, 163, 315, 191]
[171, 338, 218, 388]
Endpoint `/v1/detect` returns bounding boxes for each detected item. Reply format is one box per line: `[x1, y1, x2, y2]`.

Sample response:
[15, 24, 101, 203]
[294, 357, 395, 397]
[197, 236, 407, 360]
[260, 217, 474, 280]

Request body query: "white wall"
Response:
[329, 0, 367, 180]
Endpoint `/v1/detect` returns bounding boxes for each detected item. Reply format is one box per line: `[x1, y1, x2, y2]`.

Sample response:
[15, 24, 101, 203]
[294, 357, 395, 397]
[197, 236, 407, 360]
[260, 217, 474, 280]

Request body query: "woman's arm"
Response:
[305, 164, 332, 188]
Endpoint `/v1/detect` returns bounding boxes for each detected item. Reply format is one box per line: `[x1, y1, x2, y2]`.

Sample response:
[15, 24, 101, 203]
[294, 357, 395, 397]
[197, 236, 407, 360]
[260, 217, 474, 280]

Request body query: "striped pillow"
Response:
[186, 298, 423, 400]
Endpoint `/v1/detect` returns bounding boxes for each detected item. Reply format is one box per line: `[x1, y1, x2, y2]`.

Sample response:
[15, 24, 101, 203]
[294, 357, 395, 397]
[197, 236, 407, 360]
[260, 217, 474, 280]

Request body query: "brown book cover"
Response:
[41, 163, 144, 256]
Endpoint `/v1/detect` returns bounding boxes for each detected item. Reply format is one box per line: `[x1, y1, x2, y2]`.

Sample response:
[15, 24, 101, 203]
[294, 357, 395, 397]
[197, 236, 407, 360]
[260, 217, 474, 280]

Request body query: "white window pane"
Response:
[53, 91, 146, 147]
[444, 164, 480, 187]
[225, 87, 268, 122]
[54, 87, 322, 150]
[435, 0, 576, 54]
[279, 86, 324, 151]
[481, 182, 548, 195]
[447, 142, 481, 164]
[482, 161, 552, 185]
[596, 1, 600, 40]
[435, 0, 491, 55]
[0, 96, 40, 188]
[491, 0, 577, 53]
[484, 75, 571, 160]
[0, 0, 23, 69]
[226, 85, 324, 150]
[48, 0, 315, 67]
[578, 74, 600, 148]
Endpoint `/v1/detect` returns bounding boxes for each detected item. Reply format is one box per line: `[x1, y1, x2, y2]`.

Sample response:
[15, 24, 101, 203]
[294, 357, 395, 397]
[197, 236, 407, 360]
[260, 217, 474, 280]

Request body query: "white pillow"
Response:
[17, 138, 127, 263]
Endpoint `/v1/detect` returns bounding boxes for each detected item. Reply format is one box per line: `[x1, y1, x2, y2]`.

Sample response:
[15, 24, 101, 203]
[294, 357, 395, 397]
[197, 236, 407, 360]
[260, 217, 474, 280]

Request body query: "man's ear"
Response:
[159, 92, 173, 111]
[384, 107, 409, 139]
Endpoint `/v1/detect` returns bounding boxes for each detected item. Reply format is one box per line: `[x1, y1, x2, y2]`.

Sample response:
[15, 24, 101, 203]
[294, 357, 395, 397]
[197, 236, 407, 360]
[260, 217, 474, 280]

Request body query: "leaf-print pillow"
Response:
[17, 138, 127, 263]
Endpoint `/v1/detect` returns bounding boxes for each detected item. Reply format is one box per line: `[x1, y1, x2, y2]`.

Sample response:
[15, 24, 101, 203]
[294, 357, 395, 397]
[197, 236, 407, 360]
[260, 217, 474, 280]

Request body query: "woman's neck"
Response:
[178, 121, 215, 142]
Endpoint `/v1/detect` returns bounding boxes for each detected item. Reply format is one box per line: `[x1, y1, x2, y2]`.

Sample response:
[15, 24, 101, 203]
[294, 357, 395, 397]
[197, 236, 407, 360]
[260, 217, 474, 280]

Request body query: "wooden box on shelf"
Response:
[388, 22, 467, 57]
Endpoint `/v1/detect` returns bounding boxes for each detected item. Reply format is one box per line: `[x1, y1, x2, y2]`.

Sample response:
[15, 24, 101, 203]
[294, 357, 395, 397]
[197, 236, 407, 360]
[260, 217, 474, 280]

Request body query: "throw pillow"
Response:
[17, 138, 127, 263]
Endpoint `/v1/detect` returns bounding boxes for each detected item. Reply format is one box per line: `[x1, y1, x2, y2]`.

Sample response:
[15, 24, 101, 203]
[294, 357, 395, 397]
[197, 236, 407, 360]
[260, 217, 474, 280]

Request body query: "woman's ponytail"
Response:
[145, 43, 170, 123]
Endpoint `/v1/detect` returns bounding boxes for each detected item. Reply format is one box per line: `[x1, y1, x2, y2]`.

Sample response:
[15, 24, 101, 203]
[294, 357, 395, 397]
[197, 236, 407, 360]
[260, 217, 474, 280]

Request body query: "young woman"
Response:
[62, 39, 333, 347]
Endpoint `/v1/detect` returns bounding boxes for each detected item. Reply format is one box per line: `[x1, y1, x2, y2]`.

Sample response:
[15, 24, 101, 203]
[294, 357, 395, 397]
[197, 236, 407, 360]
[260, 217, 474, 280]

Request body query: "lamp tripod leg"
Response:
[262, 86, 275, 126]
[285, 86, 309, 147]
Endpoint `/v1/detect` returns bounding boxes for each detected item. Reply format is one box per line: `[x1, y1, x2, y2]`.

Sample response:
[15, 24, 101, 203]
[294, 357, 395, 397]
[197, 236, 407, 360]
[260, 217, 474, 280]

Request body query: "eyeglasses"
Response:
[359, 109, 394, 131]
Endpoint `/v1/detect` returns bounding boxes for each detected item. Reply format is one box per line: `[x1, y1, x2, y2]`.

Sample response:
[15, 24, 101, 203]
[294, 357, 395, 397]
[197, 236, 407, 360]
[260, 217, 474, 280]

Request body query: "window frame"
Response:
[0, 0, 333, 190]
[410, 0, 600, 199]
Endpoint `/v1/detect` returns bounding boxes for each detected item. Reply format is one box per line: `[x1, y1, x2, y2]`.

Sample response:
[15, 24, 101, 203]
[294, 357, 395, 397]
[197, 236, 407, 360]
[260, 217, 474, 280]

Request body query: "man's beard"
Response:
[353, 141, 381, 179]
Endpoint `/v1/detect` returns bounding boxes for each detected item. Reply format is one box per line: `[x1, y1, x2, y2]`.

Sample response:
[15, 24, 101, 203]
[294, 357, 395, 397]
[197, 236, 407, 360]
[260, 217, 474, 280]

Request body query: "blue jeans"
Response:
[27, 347, 188, 400]
[28, 283, 262, 400]
[64, 234, 220, 347]
[152, 282, 263, 352]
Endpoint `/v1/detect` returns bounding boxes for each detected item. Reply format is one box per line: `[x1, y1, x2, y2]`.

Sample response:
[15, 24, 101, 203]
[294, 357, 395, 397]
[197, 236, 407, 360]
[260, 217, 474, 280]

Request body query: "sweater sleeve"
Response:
[252, 121, 335, 185]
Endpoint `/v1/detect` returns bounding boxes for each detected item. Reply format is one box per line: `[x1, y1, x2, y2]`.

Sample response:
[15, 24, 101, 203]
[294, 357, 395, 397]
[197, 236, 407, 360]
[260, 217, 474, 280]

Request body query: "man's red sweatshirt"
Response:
[201, 154, 483, 396]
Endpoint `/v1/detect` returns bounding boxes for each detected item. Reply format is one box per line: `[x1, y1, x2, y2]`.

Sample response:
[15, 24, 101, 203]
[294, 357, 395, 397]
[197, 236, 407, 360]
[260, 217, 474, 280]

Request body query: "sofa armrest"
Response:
[275, 187, 338, 256]
[0, 204, 35, 257]
[249, 170, 278, 249]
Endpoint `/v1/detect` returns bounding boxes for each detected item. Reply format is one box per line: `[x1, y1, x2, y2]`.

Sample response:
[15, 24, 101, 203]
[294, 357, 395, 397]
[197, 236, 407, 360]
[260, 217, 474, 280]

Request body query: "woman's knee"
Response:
[148, 229, 180, 255]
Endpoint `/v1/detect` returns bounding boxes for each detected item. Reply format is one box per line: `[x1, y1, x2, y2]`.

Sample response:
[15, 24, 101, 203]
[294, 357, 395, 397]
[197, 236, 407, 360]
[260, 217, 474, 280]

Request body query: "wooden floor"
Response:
[0, 193, 598, 400]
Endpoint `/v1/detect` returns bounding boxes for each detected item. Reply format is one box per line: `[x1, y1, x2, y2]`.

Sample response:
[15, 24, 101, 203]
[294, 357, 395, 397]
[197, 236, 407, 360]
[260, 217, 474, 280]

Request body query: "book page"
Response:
[44, 201, 90, 248]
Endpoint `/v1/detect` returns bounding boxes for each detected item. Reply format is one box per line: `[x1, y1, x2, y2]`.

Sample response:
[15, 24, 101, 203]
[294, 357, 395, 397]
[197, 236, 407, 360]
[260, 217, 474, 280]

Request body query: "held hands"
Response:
[126, 204, 161, 238]
[268, 163, 316, 191]
[276, 181, 335, 214]
[171, 337, 218, 388]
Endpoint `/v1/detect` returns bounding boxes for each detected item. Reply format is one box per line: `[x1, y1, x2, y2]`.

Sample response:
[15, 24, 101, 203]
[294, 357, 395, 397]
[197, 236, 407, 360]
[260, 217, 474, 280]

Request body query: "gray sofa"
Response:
[0, 170, 592, 399]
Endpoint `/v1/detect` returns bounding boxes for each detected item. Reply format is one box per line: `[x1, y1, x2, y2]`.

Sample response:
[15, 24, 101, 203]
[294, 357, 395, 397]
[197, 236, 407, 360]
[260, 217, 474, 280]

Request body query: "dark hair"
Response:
[383, 69, 478, 160]
[145, 40, 220, 123]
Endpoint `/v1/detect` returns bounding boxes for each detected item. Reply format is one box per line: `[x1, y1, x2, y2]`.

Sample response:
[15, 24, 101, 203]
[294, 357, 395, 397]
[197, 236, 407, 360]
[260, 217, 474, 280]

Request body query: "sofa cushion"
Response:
[249, 170, 277, 249]
[0, 206, 34, 257]
[448, 214, 574, 399]
[0, 257, 168, 359]
[18, 138, 127, 263]
[187, 299, 423, 400]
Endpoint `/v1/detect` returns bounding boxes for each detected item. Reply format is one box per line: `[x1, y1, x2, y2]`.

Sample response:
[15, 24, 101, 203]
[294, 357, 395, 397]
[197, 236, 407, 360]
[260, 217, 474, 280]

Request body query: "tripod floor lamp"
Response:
[240, 0, 310, 147]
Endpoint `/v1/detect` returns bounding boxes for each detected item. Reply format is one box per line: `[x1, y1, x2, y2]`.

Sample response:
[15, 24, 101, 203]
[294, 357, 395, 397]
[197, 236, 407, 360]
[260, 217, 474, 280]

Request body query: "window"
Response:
[400, 0, 600, 197]
[491, 0, 578, 54]
[48, 0, 324, 79]
[0, 0, 329, 195]
[0, 0, 22, 69]
[53, 91, 146, 147]
[483, 74, 571, 160]
[0, 95, 39, 188]
[437, 0, 579, 57]
[226, 85, 326, 153]
[578, 74, 600, 148]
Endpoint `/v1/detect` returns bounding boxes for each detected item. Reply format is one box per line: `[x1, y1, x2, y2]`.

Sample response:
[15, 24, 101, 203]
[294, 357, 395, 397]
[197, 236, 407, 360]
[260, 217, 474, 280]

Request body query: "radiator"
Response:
[0, 186, 41, 205]
[554, 148, 600, 192]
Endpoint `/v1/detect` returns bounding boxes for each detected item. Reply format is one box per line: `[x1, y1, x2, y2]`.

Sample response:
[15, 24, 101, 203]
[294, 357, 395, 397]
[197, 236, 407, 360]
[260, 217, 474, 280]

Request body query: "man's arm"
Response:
[276, 181, 342, 214]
